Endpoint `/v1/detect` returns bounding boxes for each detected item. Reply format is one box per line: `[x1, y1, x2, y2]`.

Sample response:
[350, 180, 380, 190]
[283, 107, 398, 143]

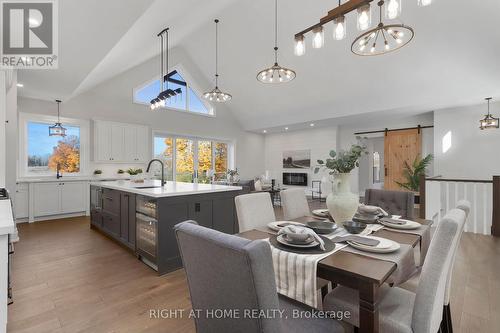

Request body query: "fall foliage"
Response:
[48, 135, 80, 173]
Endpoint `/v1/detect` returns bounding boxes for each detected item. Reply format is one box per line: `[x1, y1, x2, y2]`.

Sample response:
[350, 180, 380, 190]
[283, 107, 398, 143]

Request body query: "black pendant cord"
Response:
[274, 0, 278, 64]
[160, 33, 164, 93]
[166, 28, 169, 91]
[215, 19, 219, 88]
[486, 97, 492, 116]
[55, 99, 61, 123]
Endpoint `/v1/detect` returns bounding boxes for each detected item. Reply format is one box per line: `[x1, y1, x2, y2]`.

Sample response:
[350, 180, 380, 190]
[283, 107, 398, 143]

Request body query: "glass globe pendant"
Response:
[257, 0, 296, 84]
[203, 19, 231, 103]
[49, 99, 67, 137]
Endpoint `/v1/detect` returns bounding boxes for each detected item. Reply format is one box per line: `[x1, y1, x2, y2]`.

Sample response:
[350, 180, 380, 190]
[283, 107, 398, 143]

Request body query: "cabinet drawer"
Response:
[102, 212, 120, 237]
[102, 189, 120, 214]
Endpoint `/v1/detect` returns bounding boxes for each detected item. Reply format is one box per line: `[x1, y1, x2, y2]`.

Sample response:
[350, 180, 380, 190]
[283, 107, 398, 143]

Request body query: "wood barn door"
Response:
[384, 129, 422, 190]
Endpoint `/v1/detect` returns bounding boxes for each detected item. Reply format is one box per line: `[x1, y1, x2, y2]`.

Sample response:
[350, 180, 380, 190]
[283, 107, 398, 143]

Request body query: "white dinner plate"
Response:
[276, 234, 319, 248]
[380, 219, 421, 230]
[267, 221, 304, 231]
[347, 236, 400, 253]
[312, 209, 329, 217]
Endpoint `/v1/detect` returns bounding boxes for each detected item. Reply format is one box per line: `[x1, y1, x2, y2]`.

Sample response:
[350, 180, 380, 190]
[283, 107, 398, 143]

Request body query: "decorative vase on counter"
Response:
[326, 173, 359, 228]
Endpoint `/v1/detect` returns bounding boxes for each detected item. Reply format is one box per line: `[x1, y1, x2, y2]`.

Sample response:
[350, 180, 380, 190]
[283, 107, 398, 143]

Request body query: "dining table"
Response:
[238, 216, 432, 333]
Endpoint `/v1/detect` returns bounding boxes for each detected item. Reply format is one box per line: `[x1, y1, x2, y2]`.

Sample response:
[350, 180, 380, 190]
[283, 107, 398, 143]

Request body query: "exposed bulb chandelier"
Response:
[49, 99, 66, 137]
[294, 0, 431, 57]
[480, 97, 499, 130]
[257, 0, 296, 84]
[150, 28, 183, 110]
[203, 19, 231, 103]
[352, 1, 414, 56]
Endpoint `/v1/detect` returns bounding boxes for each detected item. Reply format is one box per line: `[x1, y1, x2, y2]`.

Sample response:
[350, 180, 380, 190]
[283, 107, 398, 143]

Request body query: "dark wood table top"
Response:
[238, 217, 431, 285]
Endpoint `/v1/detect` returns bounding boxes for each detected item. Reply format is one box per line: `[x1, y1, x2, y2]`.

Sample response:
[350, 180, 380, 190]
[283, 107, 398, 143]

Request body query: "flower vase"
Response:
[326, 173, 359, 228]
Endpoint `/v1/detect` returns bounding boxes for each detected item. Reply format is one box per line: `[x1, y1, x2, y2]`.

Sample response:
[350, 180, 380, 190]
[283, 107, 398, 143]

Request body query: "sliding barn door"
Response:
[384, 129, 422, 190]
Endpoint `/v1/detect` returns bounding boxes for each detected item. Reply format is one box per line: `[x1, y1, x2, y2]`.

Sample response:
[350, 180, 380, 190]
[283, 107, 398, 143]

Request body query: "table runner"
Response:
[382, 224, 431, 266]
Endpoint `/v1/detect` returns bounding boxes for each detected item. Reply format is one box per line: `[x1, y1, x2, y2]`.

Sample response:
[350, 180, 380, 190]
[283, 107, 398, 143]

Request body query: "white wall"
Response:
[15, 47, 265, 180]
[264, 125, 338, 190]
[434, 102, 500, 180]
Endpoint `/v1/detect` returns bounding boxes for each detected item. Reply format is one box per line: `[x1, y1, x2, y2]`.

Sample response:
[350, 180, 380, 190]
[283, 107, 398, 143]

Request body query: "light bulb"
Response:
[396, 38, 402, 44]
[418, 0, 433, 7]
[333, 16, 346, 41]
[150, 104, 155, 110]
[386, 0, 401, 20]
[370, 44, 376, 53]
[312, 26, 325, 49]
[385, 41, 390, 50]
[357, 4, 371, 31]
[360, 44, 366, 51]
[294, 35, 306, 56]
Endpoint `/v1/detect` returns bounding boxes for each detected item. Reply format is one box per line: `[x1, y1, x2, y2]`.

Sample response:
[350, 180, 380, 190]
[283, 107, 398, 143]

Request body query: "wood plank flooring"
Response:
[8, 208, 500, 333]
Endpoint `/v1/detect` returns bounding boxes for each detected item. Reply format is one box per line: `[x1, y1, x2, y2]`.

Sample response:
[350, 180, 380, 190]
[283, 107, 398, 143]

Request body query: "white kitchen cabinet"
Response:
[33, 183, 60, 217]
[14, 183, 29, 219]
[60, 182, 87, 214]
[94, 120, 149, 163]
[33, 181, 87, 217]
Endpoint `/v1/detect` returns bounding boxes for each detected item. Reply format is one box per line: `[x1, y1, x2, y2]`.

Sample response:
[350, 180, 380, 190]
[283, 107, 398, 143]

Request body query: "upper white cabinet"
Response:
[94, 120, 150, 163]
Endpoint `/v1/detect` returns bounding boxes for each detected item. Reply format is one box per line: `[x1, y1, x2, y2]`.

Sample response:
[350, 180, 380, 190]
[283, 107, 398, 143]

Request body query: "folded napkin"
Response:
[379, 217, 407, 225]
[358, 204, 389, 217]
[278, 225, 325, 251]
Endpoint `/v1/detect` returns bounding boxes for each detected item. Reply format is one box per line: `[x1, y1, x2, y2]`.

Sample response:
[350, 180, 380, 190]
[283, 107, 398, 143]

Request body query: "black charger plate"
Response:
[269, 235, 336, 255]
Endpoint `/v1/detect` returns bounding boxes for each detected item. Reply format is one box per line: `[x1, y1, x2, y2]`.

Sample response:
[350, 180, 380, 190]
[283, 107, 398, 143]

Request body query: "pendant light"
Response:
[351, 1, 414, 56]
[203, 19, 232, 102]
[49, 99, 66, 137]
[479, 97, 499, 130]
[257, 0, 295, 84]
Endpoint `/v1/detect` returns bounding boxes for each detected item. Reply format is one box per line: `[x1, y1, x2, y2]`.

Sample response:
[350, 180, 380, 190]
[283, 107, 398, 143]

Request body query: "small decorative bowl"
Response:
[305, 221, 337, 234]
[343, 221, 367, 234]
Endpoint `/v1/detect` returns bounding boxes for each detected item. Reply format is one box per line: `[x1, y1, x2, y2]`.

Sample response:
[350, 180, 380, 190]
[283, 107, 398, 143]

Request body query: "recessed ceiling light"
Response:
[285, 127, 289, 131]
[263, 130, 267, 133]
[16, 83, 24, 87]
[310, 123, 315, 127]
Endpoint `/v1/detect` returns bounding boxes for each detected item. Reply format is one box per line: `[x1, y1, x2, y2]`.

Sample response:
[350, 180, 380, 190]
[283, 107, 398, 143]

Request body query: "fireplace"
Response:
[282, 172, 308, 186]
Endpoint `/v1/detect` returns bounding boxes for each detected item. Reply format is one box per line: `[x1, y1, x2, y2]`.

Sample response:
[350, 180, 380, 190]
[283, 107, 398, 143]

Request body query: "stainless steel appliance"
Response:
[1, 189, 13, 305]
[136, 196, 158, 270]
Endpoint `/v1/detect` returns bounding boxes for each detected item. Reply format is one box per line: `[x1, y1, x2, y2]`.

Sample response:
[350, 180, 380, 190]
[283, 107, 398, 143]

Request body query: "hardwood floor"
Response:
[8, 209, 500, 333]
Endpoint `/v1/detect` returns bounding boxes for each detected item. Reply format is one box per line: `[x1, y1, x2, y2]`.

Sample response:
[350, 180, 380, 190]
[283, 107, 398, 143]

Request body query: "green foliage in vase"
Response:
[93, 169, 102, 175]
[126, 168, 143, 176]
[395, 154, 433, 192]
[314, 144, 368, 175]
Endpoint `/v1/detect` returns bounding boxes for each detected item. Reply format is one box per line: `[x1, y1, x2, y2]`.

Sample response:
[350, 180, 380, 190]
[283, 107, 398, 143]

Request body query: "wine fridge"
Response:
[136, 196, 158, 271]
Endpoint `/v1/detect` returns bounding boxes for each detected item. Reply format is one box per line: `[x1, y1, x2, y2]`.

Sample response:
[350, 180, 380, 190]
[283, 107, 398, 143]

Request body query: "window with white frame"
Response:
[153, 133, 232, 183]
[19, 113, 89, 177]
[134, 67, 214, 116]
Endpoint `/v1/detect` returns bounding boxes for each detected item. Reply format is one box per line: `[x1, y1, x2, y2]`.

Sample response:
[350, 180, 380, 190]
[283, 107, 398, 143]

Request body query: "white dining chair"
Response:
[281, 188, 311, 220]
[235, 192, 276, 232]
[400, 200, 471, 333]
[323, 208, 466, 333]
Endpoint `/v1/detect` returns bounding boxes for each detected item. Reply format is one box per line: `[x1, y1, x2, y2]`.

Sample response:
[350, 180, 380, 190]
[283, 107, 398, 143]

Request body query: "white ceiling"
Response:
[18, 0, 500, 132]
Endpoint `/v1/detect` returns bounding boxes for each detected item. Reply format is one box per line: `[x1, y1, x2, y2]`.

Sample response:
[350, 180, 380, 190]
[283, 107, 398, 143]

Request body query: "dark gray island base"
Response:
[90, 181, 242, 275]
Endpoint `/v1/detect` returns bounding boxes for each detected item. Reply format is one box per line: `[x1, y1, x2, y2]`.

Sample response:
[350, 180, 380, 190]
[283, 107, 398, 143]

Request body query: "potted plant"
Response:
[395, 154, 433, 204]
[117, 169, 126, 179]
[93, 169, 103, 178]
[127, 168, 144, 183]
[314, 144, 367, 227]
[227, 169, 239, 183]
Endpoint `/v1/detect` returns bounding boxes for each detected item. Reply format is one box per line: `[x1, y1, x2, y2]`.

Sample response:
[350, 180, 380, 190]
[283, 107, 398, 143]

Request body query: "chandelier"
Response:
[257, 0, 296, 84]
[480, 98, 499, 130]
[49, 99, 66, 137]
[150, 28, 182, 110]
[294, 0, 432, 57]
[203, 19, 232, 102]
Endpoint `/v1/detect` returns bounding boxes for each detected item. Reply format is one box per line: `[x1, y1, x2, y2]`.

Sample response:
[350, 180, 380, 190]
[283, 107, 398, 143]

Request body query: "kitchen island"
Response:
[90, 180, 242, 274]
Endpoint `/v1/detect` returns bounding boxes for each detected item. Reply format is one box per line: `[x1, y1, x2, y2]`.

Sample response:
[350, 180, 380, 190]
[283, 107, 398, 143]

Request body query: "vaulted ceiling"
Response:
[18, 0, 500, 131]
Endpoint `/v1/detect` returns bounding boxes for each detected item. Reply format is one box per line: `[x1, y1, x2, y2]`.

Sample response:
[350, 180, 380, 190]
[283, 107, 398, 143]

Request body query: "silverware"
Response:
[379, 217, 406, 225]
[331, 235, 380, 246]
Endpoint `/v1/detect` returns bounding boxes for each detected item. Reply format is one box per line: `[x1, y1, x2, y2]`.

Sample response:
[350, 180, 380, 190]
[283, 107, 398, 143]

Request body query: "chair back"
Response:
[364, 189, 415, 218]
[411, 209, 466, 333]
[174, 221, 282, 333]
[441, 200, 470, 306]
[281, 188, 310, 220]
[235, 192, 276, 232]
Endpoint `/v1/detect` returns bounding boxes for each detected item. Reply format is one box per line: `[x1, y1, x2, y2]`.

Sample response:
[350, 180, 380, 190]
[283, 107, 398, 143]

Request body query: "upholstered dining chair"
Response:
[400, 200, 471, 333]
[364, 189, 415, 219]
[281, 188, 311, 220]
[235, 192, 276, 232]
[174, 221, 345, 333]
[323, 208, 466, 333]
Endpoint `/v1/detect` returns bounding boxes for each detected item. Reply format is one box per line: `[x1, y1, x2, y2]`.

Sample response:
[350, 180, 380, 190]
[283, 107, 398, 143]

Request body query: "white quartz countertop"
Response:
[17, 176, 129, 183]
[91, 180, 242, 198]
[0, 200, 16, 236]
